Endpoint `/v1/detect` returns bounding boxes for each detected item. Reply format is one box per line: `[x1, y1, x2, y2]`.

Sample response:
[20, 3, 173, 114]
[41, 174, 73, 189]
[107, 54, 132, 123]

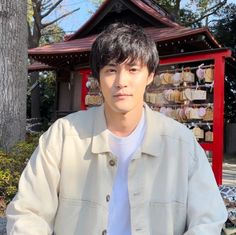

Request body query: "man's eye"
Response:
[130, 68, 138, 72]
[107, 69, 116, 73]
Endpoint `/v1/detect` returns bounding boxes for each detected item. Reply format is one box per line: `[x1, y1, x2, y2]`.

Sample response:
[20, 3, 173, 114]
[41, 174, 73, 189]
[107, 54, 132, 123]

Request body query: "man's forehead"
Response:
[107, 58, 144, 66]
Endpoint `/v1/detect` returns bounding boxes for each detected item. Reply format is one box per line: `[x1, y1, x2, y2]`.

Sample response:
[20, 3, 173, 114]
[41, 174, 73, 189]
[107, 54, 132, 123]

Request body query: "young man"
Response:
[7, 23, 227, 235]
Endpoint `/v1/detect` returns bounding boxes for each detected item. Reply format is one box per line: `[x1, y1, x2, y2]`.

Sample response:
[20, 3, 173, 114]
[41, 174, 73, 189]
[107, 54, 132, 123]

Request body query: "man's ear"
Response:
[147, 72, 154, 86]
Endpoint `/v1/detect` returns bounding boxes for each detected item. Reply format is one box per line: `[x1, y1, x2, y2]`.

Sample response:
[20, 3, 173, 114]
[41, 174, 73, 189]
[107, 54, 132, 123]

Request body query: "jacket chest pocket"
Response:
[54, 198, 108, 235]
[149, 201, 186, 235]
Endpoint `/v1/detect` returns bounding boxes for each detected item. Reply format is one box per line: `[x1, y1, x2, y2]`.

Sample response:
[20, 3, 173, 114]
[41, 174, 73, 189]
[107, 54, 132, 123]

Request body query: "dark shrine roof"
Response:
[29, 27, 220, 56]
[28, 0, 222, 69]
[28, 62, 56, 72]
[66, 0, 180, 41]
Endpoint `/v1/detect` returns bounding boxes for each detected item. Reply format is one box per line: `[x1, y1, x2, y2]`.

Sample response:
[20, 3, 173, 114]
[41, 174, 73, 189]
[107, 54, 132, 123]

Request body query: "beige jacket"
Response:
[7, 104, 227, 235]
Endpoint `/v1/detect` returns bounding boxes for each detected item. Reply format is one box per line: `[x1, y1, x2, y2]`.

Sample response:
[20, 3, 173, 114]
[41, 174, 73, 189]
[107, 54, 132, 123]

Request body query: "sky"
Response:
[45, 0, 236, 34]
[44, 0, 97, 34]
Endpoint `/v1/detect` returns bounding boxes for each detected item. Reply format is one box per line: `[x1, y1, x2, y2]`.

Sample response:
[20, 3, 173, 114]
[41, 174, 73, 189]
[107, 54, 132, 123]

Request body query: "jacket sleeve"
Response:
[6, 121, 63, 235]
[184, 138, 227, 235]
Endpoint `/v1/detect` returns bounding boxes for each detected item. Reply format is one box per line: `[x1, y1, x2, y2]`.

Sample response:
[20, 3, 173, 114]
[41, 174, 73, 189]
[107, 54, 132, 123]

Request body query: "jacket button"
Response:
[102, 229, 107, 235]
[109, 159, 116, 166]
[106, 194, 110, 202]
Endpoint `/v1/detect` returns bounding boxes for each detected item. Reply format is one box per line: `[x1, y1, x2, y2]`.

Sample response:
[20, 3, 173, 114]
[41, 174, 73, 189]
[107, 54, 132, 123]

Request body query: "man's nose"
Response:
[115, 69, 128, 88]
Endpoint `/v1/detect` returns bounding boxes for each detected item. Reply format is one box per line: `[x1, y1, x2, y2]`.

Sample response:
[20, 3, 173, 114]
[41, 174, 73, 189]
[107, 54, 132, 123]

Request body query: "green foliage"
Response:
[212, 3, 236, 56]
[152, 0, 227, 27]
[40, 24, 65, 46]
[211, 3, 236, 123]
[27, 0, 34, 27]
[190, 0, 214, 9]
[27, 71, 56, 130]
[0, 134, 40, 204]
[39, 72, 56, 129]
[179, 8, 202, 28]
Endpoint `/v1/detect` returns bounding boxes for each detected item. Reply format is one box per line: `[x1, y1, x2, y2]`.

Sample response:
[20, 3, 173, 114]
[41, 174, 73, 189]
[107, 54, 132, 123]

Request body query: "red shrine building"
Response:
[28, 0, 236, 184]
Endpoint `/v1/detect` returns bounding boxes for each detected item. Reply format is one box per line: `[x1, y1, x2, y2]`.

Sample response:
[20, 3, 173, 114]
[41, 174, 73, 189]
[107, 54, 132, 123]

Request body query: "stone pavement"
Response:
[221, 156, 236, 235]
[0, 218, 6, 235]
[223, 156, 236, 186]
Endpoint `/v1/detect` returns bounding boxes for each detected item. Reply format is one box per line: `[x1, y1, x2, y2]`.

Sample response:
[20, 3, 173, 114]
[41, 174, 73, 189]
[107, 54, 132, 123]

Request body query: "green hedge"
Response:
[0, 134, 40, 205]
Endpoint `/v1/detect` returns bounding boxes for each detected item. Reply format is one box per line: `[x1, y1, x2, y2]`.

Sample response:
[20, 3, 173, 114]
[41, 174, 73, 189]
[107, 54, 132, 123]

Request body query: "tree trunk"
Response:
[0, 0, 28, 150]
[28, 21, 41, 119]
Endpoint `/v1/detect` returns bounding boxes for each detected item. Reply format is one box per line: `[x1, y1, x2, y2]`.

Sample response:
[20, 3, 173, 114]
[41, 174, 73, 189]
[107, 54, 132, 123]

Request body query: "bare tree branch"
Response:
[32, 0, 43, 29]
[199, 0, 226, 17]
[187, 0, 227, 25]
[207, 19, 220, 25]
[40, 0, 51, 5]
[27, 21, 32, 39]
[41, 2, 53, 12]
[42, 7, 80, 28]
[41, 0, 63, 19]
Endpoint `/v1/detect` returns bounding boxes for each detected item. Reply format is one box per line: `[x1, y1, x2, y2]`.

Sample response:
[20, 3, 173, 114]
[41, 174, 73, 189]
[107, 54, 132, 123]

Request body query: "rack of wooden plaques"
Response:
[147, 48, 231, 185]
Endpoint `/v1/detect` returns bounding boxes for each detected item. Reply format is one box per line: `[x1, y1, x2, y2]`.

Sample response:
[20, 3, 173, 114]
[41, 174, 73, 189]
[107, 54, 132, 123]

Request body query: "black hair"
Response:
[89, 23, 159, 80]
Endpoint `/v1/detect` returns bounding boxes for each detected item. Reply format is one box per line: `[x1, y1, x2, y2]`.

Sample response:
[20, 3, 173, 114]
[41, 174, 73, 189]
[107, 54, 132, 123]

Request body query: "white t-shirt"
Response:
[107, 110, 146, 235]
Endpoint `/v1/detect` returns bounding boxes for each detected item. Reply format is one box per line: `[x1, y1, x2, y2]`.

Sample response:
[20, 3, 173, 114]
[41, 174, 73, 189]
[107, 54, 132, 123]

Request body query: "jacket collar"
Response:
[91, 103, 164, 157]
[141, 103, 164, 157]
[91, 104, 111, 154]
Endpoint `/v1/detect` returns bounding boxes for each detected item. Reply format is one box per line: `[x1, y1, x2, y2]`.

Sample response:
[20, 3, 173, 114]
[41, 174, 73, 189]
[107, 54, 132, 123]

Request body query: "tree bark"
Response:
[0, 0, 28, 150]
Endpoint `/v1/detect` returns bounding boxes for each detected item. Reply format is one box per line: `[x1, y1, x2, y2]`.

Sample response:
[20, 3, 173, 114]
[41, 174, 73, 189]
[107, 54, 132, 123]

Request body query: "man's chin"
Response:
[109, 104, 132, 114]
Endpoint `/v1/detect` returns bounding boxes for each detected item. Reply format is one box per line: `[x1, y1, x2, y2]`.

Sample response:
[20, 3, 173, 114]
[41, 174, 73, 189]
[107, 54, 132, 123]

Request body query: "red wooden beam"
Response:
[79, 69, 91, 110]
[160, 49, 231, 65]
[200, 143, 213, 151]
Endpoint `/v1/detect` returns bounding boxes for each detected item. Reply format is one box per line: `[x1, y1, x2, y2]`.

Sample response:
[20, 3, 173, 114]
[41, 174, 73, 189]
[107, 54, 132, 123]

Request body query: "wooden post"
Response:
[212, 55, 226, 185]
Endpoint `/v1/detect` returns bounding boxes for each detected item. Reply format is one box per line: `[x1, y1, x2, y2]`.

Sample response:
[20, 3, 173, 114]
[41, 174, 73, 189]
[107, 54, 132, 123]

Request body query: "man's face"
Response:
[99, 59, 154, 115]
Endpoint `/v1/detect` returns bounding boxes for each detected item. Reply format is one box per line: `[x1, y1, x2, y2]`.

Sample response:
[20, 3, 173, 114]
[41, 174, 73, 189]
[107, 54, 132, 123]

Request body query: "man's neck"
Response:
[104, 105, 144, 137]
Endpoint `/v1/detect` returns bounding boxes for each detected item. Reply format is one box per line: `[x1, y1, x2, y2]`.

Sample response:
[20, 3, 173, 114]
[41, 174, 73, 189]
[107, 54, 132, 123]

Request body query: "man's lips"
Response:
[113, 93, 132, 97]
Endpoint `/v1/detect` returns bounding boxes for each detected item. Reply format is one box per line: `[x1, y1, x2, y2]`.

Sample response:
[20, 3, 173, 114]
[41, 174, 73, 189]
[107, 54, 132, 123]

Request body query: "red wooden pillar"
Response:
[79, 69, 91, 110]
[212, 55, 226, 185]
